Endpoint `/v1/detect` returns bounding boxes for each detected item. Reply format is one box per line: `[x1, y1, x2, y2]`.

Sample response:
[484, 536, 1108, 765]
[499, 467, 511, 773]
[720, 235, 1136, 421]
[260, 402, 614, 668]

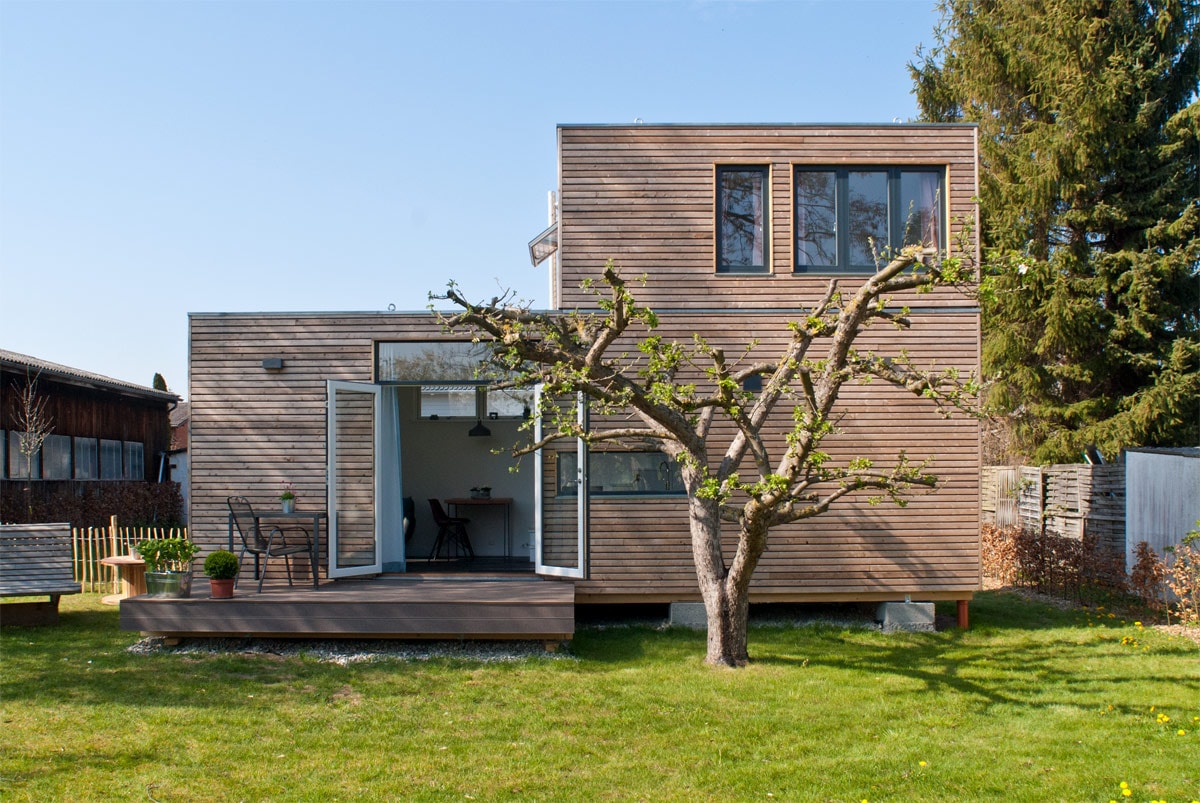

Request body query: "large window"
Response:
[41, 434, 72, 480]
[7, 431, 39, 478]
[795, 167, 944, 272]
[376, 341, 533, 420]
[100, 439, 123, 479]
[557, 450, 684, 497]
[75, 437, 98, 479]
[716, 166, 769, 273]
[124, 442, 145, 480]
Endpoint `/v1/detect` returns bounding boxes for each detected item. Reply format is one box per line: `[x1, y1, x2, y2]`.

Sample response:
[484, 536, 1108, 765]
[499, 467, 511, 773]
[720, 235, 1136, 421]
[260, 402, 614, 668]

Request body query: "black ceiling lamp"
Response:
[468, 419, 492, 437]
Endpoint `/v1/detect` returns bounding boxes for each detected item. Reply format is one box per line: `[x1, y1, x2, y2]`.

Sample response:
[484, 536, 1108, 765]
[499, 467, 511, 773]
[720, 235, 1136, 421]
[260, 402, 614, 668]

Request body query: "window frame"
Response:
[41, 434, 72, 480]
[74, 437, 99, 480]
[793, 165, 946, 274]
[557, 449, 685, 498]
[375, 342, 534, 421]
[715, 164, 771, 274]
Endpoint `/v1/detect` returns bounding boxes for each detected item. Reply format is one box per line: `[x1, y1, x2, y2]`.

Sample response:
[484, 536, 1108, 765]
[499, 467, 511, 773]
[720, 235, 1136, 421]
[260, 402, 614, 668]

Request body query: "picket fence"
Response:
[72, 516, 190, 593]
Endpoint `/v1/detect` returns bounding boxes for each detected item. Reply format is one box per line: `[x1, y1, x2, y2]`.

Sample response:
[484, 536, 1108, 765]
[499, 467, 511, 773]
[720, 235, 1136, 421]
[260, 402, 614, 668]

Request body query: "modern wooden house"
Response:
[150, 124, 981, 639]
[0, 349, 180, 525]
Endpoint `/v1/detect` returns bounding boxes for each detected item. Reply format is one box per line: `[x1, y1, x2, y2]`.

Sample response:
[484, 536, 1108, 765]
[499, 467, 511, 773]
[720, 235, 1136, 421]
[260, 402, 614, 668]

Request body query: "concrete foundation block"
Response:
[669, 602, 708, 630]
[876, 601, 936, 633]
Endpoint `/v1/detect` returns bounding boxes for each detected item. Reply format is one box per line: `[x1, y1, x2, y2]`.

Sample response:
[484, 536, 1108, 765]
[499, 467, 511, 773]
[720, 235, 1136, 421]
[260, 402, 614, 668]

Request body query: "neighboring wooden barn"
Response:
[184, 123, 982, 612]
[0, 349, 179, 525]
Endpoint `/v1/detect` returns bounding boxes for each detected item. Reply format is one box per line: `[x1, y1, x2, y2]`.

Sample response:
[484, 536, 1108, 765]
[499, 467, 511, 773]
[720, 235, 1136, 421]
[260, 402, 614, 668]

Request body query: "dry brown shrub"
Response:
[982, 524, 1127, 602]
[1130, 541, 1167, 612]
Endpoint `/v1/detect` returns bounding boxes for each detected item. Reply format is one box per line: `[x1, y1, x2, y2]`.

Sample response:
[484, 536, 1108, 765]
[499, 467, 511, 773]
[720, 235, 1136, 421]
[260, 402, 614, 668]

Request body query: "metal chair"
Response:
[227, 496, 313, 592]
[427, 499, 474, 560]
[403, 496, 416, 542]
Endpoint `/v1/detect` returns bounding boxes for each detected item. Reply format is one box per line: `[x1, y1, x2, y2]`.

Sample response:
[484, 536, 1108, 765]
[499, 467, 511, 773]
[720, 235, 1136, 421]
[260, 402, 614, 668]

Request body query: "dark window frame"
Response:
[557, 449, 685, 498]
[716, 165, 771, 274]
[793, 166, 945, 274]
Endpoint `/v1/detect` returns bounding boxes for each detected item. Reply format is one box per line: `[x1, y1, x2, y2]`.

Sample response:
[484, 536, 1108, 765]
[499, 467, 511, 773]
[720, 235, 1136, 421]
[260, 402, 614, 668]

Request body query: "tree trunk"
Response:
[686, 494, 753, 666]
[702, 581, 751, 667]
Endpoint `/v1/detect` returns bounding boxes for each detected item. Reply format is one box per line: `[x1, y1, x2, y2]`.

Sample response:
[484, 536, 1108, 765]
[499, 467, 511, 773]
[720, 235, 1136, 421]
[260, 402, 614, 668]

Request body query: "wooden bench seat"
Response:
[0, 523, 81, 626]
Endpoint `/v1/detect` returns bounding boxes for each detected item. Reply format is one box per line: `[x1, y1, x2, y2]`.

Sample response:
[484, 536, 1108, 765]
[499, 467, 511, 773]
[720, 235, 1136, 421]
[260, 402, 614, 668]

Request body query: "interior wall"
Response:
[396, 387, 535, 559]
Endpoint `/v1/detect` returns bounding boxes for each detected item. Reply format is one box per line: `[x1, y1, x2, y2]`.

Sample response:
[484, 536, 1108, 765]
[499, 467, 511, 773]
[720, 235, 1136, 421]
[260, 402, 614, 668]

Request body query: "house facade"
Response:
[188, 124, 981, 606]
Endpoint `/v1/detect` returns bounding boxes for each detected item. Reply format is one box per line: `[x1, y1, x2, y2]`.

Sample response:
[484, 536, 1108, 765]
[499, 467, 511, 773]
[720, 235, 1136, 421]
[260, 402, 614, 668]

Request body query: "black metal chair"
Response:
[427, 499, 474, 560]
[227, 496, 313, 592]
[403, 496, 416, 542]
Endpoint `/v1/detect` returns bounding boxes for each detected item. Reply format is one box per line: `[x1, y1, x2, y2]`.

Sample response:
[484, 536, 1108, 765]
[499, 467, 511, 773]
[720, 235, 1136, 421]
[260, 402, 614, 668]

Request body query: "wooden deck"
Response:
[119, 575, 575, 641]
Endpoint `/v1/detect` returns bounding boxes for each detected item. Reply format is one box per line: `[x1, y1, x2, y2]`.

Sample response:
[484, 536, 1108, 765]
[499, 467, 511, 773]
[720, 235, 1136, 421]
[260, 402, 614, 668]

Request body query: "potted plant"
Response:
[203, 549, 240, 599]
[280, 481, 296, 513]
[135, 537, 199, 598]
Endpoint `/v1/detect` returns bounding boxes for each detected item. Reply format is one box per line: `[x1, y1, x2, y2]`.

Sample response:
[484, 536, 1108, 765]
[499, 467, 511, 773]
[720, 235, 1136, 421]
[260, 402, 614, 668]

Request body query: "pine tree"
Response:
[911, 0, 1200, 462]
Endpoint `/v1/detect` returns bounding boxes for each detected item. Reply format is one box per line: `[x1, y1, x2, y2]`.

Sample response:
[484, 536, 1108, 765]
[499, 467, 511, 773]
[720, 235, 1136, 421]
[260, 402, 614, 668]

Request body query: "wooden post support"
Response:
[109, 515, 120, 595]
[956, 599, 969, 629]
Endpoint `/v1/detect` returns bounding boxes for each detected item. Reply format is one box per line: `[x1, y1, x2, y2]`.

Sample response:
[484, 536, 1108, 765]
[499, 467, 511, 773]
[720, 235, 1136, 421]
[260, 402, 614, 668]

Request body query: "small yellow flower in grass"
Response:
[1134, 621, 1142, 627]
[918, 760, 927, 767]
[1179, 729, 1188, 736]
[1122, 790, 1132, 798]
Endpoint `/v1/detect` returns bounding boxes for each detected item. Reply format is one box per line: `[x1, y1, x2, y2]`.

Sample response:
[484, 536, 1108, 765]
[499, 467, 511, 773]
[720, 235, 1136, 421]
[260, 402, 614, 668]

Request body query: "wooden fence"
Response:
[71, 516, 190, 593]
[982, 464, 1125, 560]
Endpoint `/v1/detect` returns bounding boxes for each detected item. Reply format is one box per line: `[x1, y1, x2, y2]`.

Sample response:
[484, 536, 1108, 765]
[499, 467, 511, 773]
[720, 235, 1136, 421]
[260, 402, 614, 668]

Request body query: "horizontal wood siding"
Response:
[572, 309, 980, 601]
[188, 313, 457, 576]
[557, 124, 979, 311]
[191, 304, 979, 601]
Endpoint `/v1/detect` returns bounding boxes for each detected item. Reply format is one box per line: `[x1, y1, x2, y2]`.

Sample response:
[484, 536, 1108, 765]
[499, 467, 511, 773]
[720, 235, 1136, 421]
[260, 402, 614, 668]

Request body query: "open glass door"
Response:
[327, 381, 382, 578]
[534, 388, 586, 578]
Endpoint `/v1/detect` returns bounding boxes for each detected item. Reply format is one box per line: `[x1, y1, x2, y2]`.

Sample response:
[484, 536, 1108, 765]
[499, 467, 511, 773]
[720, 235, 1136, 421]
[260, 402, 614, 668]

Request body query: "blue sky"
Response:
[0, 0, 940, 398]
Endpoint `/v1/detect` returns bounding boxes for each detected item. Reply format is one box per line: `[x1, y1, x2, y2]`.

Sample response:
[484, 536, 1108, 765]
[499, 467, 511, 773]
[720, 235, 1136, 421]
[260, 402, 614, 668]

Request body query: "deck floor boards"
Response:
[119, 575, 575, 640]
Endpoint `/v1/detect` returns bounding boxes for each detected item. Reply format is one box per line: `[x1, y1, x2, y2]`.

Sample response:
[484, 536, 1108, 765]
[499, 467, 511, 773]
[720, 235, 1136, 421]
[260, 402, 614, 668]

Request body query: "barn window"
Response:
[7, 431, 39, 478]
[41, 434, 72, 479]
[100, 439, 123, 479]
[74, 437, 98, 479]
[124, 442, 144, 480]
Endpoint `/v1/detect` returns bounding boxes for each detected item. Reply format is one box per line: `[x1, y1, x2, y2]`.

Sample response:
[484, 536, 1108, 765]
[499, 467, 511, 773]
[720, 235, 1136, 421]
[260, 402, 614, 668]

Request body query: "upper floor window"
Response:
[716, 166, 769, 273]
[794, 167, 944, 272]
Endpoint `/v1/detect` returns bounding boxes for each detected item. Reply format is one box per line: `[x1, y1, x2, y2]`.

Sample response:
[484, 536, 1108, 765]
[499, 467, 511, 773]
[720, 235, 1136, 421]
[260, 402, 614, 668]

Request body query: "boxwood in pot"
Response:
[203, 549, 240, 598]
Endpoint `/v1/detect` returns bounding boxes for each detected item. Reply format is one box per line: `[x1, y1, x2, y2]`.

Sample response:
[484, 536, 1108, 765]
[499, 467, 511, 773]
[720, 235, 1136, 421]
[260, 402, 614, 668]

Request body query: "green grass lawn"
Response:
[2, 593, 1197, 802]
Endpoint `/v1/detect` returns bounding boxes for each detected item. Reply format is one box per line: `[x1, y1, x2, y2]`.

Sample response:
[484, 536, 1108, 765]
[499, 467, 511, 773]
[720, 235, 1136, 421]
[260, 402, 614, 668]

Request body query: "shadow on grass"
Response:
[5, 591, 1192, 718]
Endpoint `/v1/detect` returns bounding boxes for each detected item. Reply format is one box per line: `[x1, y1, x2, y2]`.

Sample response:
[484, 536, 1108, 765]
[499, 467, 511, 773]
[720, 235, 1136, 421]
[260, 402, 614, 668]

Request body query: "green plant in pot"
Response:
[135, 537, 199, 598]
[280, 481, 296, 513]
[203, 549, 240, 599]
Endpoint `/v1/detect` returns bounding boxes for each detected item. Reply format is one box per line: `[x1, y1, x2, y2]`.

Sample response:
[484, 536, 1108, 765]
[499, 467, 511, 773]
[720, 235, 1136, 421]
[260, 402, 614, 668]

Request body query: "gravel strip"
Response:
[127, 604, 884, 665]
[127, 636, 576, 665]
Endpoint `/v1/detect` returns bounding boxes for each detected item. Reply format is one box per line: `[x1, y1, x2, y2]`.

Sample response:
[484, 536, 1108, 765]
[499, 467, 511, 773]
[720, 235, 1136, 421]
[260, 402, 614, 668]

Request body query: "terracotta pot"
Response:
[209, 578, 235, 599]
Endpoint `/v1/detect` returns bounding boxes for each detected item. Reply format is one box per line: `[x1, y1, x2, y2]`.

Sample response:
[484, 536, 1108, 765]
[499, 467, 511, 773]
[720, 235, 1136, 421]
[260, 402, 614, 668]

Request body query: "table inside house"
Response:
[227, 510, 326, 588]
[99, 555, 146, 604]
[444, 497, 513, 558]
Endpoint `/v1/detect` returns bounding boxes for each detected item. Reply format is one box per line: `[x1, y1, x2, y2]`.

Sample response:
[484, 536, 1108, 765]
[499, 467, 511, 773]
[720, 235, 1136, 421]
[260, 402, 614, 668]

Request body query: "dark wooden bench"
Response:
[0, 523, 81, 626]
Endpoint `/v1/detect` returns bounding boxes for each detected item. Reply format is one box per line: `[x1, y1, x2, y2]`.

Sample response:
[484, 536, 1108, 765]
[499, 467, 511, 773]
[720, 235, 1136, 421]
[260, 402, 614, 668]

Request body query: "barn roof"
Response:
[0, 349, 178, 404]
